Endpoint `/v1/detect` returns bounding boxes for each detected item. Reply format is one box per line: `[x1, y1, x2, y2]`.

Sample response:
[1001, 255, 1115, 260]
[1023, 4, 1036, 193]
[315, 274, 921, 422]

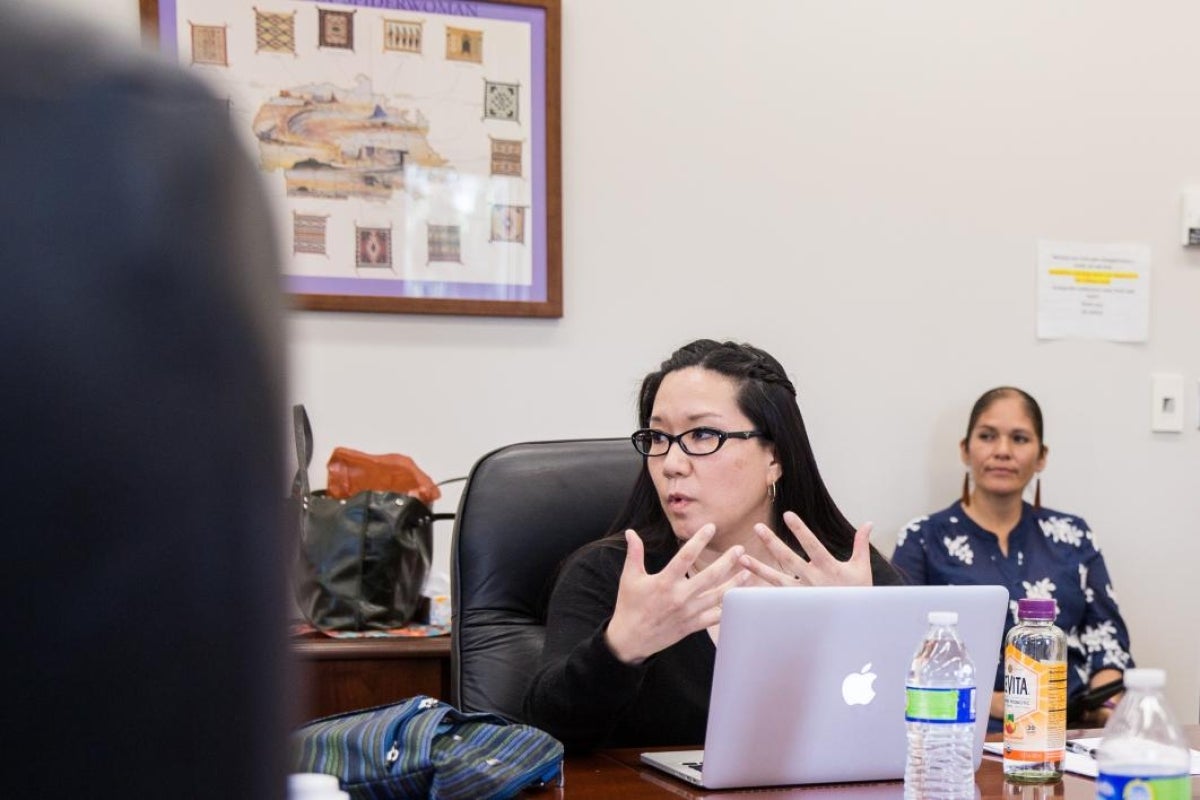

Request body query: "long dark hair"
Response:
[608, 339, 858, 560]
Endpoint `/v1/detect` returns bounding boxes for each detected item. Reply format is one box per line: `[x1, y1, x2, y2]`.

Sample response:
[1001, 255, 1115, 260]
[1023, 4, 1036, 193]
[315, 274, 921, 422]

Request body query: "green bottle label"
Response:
[904, 686, 976, 724]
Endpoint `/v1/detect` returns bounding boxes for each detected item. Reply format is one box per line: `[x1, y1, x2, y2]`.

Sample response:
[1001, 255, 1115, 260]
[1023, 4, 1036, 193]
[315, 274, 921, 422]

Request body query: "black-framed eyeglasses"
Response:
[630, 427, 768, 457]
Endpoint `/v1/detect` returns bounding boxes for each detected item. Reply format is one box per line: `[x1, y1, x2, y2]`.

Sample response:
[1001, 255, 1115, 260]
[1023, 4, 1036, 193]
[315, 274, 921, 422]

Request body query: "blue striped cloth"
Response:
[292, 696, 564, 799]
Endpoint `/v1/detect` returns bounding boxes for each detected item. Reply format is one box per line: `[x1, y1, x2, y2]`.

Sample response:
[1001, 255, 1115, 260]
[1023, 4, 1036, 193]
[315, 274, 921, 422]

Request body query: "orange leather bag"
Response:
[326, 447, 442, 505]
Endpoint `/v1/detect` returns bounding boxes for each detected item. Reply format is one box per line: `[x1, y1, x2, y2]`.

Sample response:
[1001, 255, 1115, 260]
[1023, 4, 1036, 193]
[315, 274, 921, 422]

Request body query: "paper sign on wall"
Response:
[1036, 240, 1150, 342]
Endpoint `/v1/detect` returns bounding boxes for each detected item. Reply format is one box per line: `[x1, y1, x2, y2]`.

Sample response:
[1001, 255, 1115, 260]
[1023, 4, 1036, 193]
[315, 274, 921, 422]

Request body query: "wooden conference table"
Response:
[519, 727, 1200, 799]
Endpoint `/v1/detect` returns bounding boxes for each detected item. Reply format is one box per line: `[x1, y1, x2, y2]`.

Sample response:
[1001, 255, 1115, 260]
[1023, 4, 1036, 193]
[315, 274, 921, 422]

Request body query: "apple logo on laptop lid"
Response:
[841, 663, 878, 706]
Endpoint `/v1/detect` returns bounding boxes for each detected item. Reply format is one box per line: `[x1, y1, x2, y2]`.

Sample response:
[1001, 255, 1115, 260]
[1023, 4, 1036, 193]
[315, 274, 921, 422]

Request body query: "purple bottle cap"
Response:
[1017, 598, 1057, 619]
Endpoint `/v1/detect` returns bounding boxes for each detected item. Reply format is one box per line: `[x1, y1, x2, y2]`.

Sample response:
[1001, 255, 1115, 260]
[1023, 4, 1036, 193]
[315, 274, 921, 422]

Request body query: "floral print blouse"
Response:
[891, 501, 1134, 707]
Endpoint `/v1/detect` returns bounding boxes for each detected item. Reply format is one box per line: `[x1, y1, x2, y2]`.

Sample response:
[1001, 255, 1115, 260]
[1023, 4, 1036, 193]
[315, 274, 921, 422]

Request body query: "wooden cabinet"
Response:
[291, 634, 451, 721]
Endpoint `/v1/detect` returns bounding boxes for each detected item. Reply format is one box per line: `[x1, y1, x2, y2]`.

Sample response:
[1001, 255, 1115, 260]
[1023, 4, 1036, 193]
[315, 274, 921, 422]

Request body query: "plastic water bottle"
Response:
[1095, 668, 1191, 800]
[904, 610, 978, 800]
[421, 570, 451, 627]
[1003, 598, 1066, 783]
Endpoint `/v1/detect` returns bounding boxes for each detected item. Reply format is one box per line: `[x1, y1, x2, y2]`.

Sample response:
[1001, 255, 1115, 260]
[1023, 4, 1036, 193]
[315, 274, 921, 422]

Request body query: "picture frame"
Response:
[140, 0, 561, 317]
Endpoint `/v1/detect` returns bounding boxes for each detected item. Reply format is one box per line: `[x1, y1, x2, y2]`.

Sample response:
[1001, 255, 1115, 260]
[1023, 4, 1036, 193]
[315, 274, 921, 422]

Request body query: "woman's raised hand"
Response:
[740, 510, 874, 587]
[604, 524, 749, 665]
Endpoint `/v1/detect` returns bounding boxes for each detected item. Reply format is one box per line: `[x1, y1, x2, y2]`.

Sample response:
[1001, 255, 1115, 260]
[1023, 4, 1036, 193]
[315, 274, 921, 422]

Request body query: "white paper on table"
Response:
[983, 738, 1200, 778]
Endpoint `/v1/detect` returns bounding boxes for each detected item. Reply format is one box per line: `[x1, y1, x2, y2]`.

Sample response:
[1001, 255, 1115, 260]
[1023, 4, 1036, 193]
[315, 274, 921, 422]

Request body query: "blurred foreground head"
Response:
[0, 6, 290, 798]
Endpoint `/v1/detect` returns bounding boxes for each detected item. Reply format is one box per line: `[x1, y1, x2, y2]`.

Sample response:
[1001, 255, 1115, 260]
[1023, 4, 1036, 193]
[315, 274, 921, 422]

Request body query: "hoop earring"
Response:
[1034, 476, 1041, 509]
[768, 481, 777, 501]
[961, 472, 971, 507]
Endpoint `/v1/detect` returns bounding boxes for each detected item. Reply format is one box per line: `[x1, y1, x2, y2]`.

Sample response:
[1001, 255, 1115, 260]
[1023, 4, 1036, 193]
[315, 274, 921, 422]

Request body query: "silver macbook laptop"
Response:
[640, 584, 1009, 789]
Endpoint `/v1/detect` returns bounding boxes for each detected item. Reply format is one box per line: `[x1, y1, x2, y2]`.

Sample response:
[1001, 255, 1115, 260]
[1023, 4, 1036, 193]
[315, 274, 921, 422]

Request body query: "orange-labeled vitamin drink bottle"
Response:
[1003, 598, 1066, 784]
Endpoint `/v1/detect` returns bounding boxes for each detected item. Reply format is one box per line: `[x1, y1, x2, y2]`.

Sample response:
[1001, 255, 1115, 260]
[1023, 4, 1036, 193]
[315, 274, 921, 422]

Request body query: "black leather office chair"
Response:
[450, 438, 642, 721]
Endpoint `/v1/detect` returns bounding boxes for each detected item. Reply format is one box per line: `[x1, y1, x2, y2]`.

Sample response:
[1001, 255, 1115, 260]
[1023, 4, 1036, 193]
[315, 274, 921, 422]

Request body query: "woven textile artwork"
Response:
[445, 26, 483, 63]
[490, 138, 522, 177]
[483, 81, 519, 122]
[319, 8, 354, 50]
[490, 205, 526, 244]
[384, 19, 422, 53]
[293, 213, 328, 255]
[356, 226, 391, 268]
[159, 0, 553, 313]
[428, 225, 461, 263]
[255, 10, 295, 55]
[190, 24, 228, 66]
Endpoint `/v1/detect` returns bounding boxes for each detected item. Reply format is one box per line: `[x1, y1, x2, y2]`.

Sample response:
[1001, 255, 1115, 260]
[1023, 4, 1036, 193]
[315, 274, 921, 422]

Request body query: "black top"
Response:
[524, 537, 902, 752]
[2, 9, 288, 799]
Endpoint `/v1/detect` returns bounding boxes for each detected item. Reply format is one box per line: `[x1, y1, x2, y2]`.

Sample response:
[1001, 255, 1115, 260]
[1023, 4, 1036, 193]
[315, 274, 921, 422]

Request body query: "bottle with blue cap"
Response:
[1095, 668, 1190, 800]
[904, 610, 977, 800]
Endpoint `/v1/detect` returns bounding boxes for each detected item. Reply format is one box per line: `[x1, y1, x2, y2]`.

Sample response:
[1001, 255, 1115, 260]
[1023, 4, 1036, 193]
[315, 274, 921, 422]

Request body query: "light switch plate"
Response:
[1151, 373, 1184, 432]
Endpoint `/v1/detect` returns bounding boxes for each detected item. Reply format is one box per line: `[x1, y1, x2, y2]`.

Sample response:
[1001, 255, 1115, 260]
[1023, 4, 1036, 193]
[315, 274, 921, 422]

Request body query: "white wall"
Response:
[73, 0, 1200, 721]
[36, 0, 139, 41]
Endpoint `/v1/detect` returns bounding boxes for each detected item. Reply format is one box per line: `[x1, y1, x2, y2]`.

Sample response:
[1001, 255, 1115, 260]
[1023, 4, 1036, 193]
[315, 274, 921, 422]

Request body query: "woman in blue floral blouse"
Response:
[891, 387, 1133, 729]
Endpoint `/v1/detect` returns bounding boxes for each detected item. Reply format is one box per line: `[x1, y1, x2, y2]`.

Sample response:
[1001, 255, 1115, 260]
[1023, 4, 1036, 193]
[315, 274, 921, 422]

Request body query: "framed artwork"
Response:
[140, 0, 562, 317]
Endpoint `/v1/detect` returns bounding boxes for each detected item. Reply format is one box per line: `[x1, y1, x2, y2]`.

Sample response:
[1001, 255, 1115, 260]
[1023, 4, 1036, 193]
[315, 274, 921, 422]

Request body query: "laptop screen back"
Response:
[699, 584, 1009, 789]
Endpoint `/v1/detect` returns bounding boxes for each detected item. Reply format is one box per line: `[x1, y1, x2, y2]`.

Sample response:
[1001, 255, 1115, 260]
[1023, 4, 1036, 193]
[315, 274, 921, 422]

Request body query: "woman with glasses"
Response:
[523, 339, 901, 751]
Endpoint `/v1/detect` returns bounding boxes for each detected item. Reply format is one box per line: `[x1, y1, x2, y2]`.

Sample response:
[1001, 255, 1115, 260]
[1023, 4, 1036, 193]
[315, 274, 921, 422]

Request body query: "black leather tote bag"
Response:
[291, 405, 433, 631]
